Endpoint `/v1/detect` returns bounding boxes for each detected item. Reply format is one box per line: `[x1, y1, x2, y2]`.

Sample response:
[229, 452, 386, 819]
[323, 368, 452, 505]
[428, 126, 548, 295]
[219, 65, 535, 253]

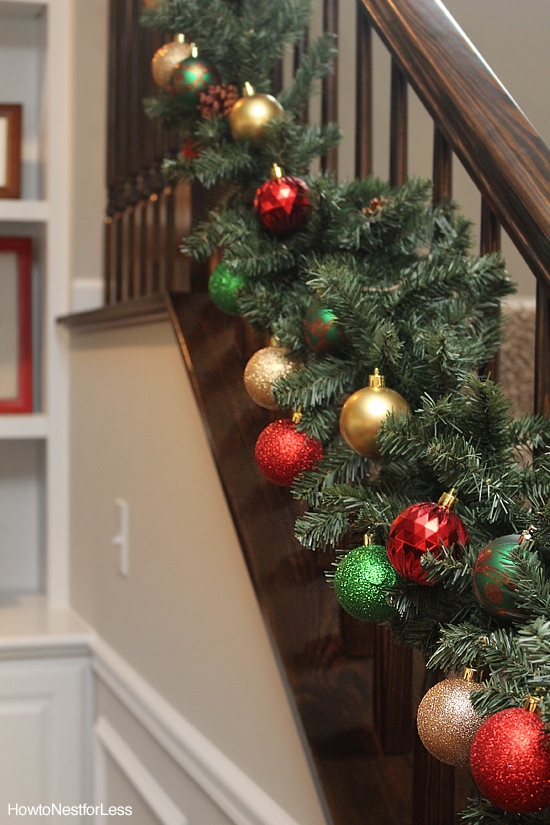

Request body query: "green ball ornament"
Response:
[333, 540, 397, 622]
[472, 534, 525, 619]
[167, 55, 220, 109]
[208, 263, 246, 315]
[303, 300, 346, 355]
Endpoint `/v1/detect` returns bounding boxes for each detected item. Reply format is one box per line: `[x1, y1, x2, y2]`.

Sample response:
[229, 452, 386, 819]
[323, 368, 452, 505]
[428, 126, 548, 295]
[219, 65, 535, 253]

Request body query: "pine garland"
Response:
[143, 1, 550, 821]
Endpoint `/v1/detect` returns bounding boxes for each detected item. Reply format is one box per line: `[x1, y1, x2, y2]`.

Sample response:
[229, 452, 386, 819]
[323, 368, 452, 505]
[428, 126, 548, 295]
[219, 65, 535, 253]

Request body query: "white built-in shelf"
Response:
[0, 414, 48, 439]
[0, 199, 49, 222]
[0, 594, 93, 659]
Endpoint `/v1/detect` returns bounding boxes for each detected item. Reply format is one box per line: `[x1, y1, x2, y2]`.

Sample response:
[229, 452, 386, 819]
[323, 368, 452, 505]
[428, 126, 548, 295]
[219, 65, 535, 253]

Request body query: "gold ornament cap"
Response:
[438, 488, 459, 510]
[368, 368, 385, 389]
[524, 695, 542, 713]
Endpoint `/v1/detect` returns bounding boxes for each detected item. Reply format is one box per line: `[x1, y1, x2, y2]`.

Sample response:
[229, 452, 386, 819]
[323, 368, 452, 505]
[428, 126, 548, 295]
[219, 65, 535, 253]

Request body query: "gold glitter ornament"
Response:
[151, 35, 193, 89]
[243, 346, 298, 410]
[416, 669, 483, 767]
[339, 368, 411, 458]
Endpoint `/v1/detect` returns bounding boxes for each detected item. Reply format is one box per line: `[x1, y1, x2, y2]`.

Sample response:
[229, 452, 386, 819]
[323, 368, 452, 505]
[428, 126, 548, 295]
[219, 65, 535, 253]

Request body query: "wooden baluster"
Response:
[432, 125, 452, 203]
[389, 59, 407, 186]
[372, 50, 413, 761]
[535, 281, 550, 416]
[355, 4, 372, 179]
[321, 0, 338, 176]
[480, 198, 502, 383]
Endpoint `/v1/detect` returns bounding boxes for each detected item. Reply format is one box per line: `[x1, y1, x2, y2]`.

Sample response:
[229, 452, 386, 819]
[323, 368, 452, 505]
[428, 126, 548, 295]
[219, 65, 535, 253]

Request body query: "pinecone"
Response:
[197, 83, 240, 118]
[362, 196, 387, 216]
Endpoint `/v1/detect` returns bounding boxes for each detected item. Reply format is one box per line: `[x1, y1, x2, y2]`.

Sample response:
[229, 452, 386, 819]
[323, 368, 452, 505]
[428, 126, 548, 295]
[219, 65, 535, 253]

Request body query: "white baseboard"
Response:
[91, 636, 303, 825]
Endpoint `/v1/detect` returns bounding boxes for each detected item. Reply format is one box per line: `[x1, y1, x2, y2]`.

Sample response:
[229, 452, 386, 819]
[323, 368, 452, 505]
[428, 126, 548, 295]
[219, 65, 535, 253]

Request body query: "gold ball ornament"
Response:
[243, 346, 298, 410]
[152, 35, 193, 89]
[339, 369, 410, 458]
[416, 669, 484, 767]
[229, 82, 284, 147]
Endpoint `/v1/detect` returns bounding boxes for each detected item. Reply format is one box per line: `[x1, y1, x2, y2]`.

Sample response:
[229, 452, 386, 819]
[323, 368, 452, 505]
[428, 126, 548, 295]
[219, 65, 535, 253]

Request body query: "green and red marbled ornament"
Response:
[472, 533, 525, 619]
[168, 54, 220, 110]
[303, 300, 345, 355]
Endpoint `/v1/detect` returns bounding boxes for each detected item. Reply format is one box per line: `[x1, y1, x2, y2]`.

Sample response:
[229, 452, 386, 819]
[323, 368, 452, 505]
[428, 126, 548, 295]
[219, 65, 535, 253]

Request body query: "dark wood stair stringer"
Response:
[168, 292, 416, 825]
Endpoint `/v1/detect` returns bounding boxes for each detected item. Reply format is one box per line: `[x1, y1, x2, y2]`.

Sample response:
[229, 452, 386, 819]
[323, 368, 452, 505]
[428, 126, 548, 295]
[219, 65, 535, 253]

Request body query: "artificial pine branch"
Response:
[143, 2, 550, 821]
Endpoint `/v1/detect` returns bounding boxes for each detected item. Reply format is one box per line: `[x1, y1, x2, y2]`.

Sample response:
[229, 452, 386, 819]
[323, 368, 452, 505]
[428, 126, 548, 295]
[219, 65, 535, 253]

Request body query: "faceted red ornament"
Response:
[470, 707, 550, 814]
[254, 175, 311, 235]
[254, 419, 322, 487]
[386, 493, 469, 585]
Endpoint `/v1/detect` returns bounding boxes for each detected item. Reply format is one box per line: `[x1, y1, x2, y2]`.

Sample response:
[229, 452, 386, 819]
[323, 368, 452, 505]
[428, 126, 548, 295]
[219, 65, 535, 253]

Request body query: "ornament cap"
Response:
[524, 695, 542, 713]
[292, 406, 303, 425]
[243, 81, 255, 97]
[363, 533, 375, 546]
[368, 368, 385, 389]
[271, 163, 283, 180]
[462, 667, 478, 683]
[438, 488, 458, 510]
[174, 33, 186, 44]
[191, 43, 198, 57]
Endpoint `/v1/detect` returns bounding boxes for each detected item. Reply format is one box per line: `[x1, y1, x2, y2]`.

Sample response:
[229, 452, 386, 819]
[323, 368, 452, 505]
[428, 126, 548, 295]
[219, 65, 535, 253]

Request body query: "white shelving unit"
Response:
[0, 0, 72, 606]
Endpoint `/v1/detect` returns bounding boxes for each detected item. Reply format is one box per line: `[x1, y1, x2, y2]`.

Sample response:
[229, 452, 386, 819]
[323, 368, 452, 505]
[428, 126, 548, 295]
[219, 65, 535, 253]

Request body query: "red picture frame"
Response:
[0, 237, 32, 412]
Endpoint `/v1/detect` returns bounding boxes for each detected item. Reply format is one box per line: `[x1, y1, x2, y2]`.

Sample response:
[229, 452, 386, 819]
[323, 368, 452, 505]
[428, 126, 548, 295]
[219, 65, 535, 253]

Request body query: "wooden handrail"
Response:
[360, 0, 550, 293]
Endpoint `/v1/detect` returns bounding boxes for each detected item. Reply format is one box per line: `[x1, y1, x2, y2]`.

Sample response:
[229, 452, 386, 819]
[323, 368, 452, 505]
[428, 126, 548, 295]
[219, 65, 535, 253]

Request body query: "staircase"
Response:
[63, 2, 550, 823]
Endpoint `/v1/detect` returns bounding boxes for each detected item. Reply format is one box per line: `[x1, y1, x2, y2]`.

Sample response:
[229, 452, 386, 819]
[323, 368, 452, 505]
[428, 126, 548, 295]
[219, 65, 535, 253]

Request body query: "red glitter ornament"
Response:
[254, 165, 311, 235]
[470, 704, 550, 814]
[386, 489, 469, 585]
[254, 417, 322, 487]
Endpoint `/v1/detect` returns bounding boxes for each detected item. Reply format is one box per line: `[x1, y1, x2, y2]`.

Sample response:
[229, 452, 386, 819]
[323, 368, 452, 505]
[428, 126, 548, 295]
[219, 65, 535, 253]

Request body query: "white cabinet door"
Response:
[0, 657, 91, 818]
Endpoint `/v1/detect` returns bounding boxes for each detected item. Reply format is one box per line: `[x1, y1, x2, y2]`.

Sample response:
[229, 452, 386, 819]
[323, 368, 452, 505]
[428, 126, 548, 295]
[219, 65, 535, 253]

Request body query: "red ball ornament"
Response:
[254, 165, 311, 235]
[386, 489, 469, 585]
[254, 417, 322, 487]
[470, 704, 550, 814]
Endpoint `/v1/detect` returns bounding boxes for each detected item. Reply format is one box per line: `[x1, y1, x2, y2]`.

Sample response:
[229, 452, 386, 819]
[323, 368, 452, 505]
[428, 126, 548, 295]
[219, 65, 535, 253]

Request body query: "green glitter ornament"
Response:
[333, 537, 397, 622]
[208, 263, 247, 315]
[303, 299, 346, 355]
[472, 533, 529, 620]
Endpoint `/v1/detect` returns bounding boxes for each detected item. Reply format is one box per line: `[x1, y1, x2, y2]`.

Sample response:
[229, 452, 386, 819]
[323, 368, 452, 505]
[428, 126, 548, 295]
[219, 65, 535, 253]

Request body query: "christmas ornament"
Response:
[333, 535, 397, 622]
[167, 47, 220, 110]
[151, 35, 192, 89]
[472, 531, 532, 619]
[243, 345, 298, 410]
[416, 668, 483, 766]
[254, 412, 323, 487]
[470, 698, 550, 814]
[229, 82, 285, 147]
[143, 0, 161, 8]
[339, 368, 410, 459]
[254, 164, 311, 235]
[208, 262, 246, 315]
[197, 83, 239, 118]
[386, 489, 469, 585]
[303, 300, 346, 355]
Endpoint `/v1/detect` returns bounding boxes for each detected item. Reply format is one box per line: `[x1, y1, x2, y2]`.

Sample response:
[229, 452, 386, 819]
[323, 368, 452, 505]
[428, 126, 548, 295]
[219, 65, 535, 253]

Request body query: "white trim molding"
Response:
[91, 636, 304, 825]
[94, 716, 188, 825]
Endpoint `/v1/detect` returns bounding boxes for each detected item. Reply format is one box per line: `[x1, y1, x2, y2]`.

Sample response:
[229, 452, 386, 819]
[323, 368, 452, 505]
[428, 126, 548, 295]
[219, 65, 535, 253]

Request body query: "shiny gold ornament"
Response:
[151, 35, 192, 89]
[243, 345, 298, 409]
[416, 669, 484, 767]
[143, 0, 161, 8]
[339, 369, 410, 458]
[229, 82, 284, 147]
